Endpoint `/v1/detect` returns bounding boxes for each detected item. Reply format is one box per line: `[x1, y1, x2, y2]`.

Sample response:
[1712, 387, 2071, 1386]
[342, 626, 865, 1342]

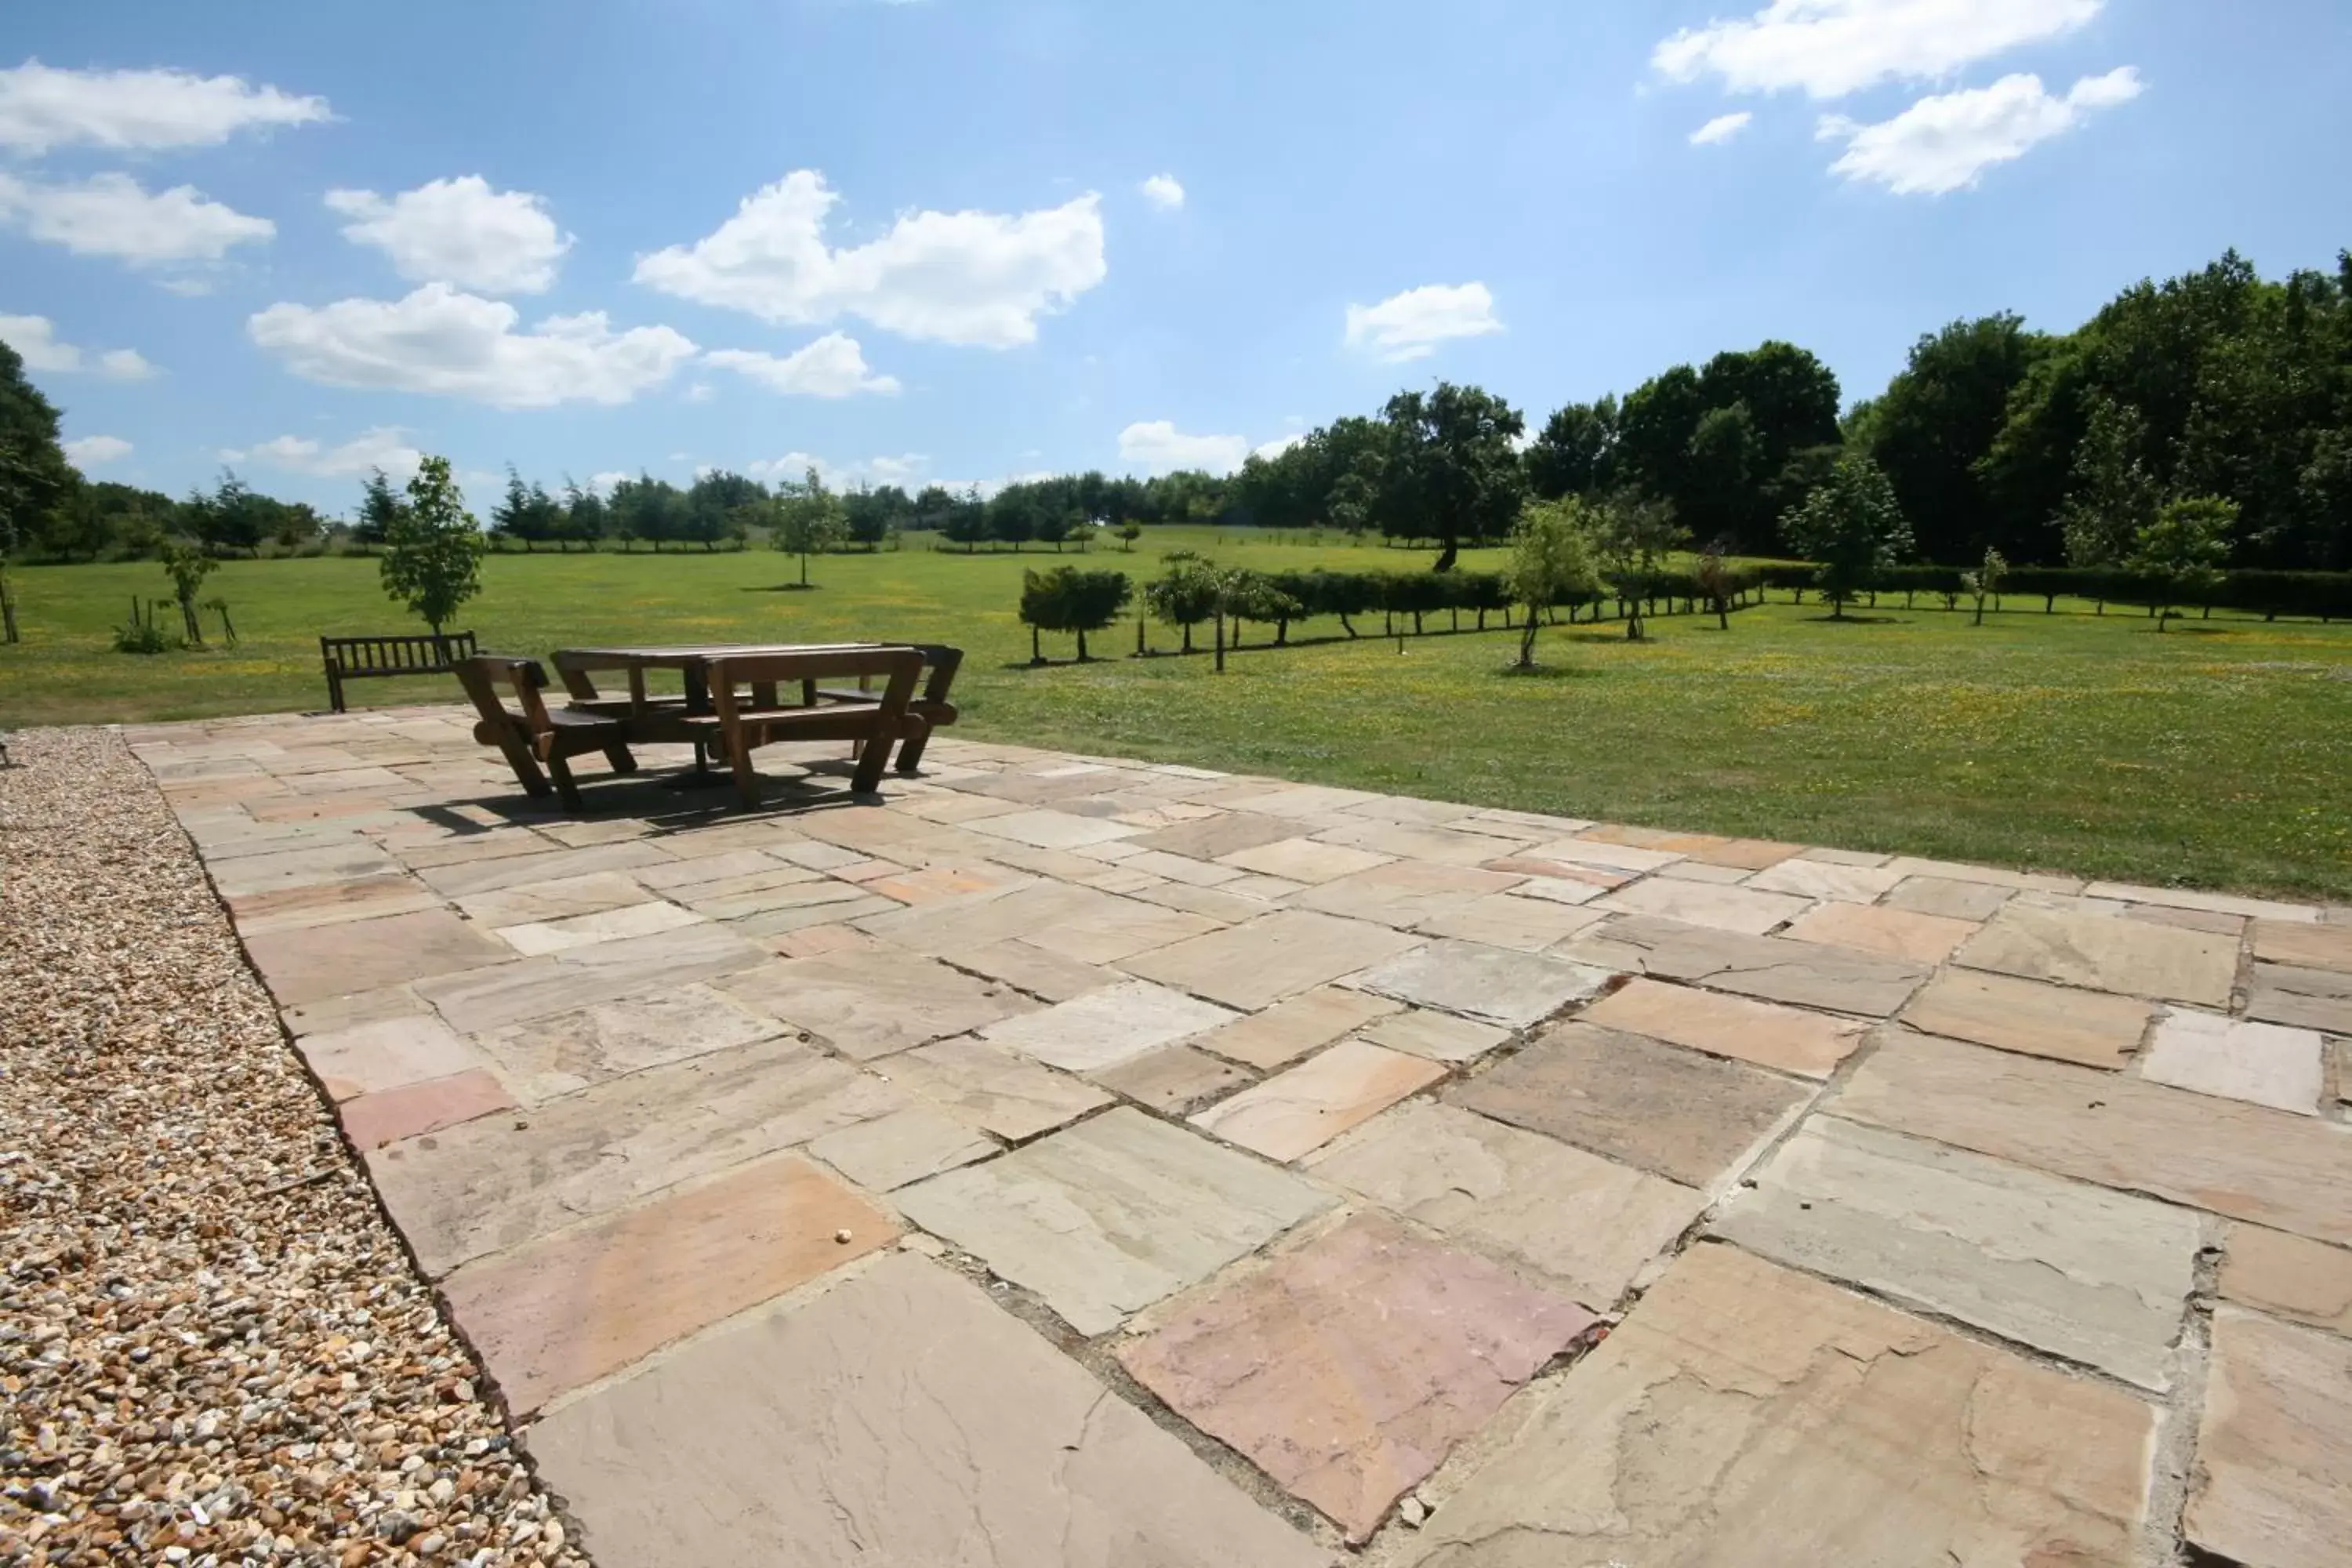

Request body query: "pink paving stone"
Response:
[337, 1068, 513, 1151]
[1189, 1040, 1446, 1162]
[1120, 1212, 1598, 1541]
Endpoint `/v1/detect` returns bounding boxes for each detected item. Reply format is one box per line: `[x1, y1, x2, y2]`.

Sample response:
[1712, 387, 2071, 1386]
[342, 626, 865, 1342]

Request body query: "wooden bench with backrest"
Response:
[692, 647, 928, 805]
[451, 655, 637, 811]
[806, 642, 964, 774]
[321, 632, 479, 713]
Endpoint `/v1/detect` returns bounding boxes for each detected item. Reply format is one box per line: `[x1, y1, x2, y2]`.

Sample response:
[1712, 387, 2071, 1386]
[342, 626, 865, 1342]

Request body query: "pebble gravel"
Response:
[1, 728, 593, 1567]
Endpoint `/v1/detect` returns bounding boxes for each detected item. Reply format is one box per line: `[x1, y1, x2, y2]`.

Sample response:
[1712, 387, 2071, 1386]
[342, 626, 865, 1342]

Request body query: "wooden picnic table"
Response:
[548, 641, 964, 791]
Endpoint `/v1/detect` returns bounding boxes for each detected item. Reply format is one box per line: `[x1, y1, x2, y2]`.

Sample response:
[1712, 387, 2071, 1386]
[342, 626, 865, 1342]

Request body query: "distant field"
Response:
[5, 526, 2349, 899]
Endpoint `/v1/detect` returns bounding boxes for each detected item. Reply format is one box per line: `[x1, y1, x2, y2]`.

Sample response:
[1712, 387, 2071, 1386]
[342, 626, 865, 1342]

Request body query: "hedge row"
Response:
[1232, 567, 1766, 636]
[1753, 563, 2352, 619]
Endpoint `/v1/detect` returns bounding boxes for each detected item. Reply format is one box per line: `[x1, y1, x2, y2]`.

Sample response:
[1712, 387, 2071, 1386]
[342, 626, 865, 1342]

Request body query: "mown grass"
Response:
[5, 527, 2348, 899]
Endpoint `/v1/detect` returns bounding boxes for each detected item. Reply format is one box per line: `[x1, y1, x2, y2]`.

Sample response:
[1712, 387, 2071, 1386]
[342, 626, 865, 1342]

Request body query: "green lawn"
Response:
[5, 528, 2349, 900]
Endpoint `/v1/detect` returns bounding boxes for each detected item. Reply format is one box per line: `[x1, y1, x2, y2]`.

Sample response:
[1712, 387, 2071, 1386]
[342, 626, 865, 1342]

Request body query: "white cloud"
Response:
[62, 434, 131, 466]
[0, 313, 157, 379]
[588, 470, 630, 494]
[0, 60, 329, 156]
[743, 451, 930, 488]
[325, 176, 573, 294]
[634, 170, 1105, 348]
[1140, 173, 1185, 210]
[1690, 111, 1755, 146]
[683, 381, 715, 403]
[0, 170, 273, 266]
[704, 332, 901, 397]
[1654, 0, 2103, 100]
[1343, 282, 1502, 363]
[221, 426, 423, 481]
[1819, 68, 2143, 195]
[1252, 434, 1308, 460]
[1119, 420, 1248, 476]
[248, 284, 699, 408]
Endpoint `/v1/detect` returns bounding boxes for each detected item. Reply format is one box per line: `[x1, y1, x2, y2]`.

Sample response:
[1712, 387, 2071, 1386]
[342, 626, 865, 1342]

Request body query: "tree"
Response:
[1374, 383, 1526, 569]
[1961, 546, 2008, 626]
[1778, 452, 1914, 619]
[1592, 489, 1688, 640]
[1852, 314, 2050, 564]
[194, 470, 266, 556]
[0, 336, 74, 554]
[940, 487, 989, 552]
[771, 466, 845, 586]
[2129, 496, 2234, 629]
[1019, 567, 1133, 661]
[157, 535, 216, 642]
[1507, 498, 1602, 666]
[491, 466, 549, 551]
[1524, 397, 1619, 500]
[1217, 568, 1302, 652]
[558, 477, 605, 551]
[1116, 521, 1142, 551]
[381, 456, 485, 641]
[1693, 540, 1737, 631]
[2060, 394, 2161, 569]
[1144, 553, 1220, 654]
[355, 468, 407, 552]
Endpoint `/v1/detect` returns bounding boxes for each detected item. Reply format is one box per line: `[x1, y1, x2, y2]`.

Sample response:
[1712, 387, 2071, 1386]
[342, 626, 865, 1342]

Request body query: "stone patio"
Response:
[129, 703, 2352, 1567]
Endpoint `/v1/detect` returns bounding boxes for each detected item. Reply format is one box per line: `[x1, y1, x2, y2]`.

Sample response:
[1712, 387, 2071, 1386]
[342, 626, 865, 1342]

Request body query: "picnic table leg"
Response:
[603, 742, 640, 775]
[727, 724, 762, 808]
[895, 649, 960, 773]
[496, 735, 554, 798]
[544, 752, 587, 812]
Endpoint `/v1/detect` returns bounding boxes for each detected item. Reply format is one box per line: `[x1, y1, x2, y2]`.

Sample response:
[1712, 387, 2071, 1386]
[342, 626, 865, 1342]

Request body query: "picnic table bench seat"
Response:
[321, 631, 477, 713]
[451, 655, 636, 811]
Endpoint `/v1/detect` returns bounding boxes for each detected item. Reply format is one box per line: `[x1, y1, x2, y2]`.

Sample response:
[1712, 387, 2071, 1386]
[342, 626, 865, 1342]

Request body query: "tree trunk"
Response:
[1136, 615, 1145, 655]
[1031, 626, 1042, 662]
[800, 550, 810, 587]
[1433, 540, 1458, 572]
[1076, 627, 1088, 660]
[1716, 600, 1728, 631]
[1181, 622, 1193, 653]
[1339, 613, 1356, 637]
[1214, 612, 1225, 673]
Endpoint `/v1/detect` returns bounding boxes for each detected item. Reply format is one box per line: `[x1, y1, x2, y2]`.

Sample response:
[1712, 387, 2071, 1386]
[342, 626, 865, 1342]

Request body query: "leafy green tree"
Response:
[771, 466, 846, 586]
[1693, 539, 1737, 631]
[940, 487, 989, 552]
[1058, 568, 1135, 659]
[355, 468, 407, 552]
[191, 470, 266, 556]
[1144, 553, 1220, 653]
[2129, 496, 2234, 630]
[1961, 546, 2008, 626]
[381, 456, 486, 641]
[491, 466, 549, 551]
[1116, 521, 1142, 551]
[0, 336, 74, 548]
[157, 535, 216, 642]
[1508, 497, 1602, 666]
[1374, 383, 1526, 569]
[558, 477, 605, 550]
[2060, 394, 2161, 569]
[1593, 489, 1689, 640]
[1779, 452, 1914, 619]
[1217, 568, 1302, 648]
[1524, 397, 1619, 500]
[1851, 314, 2049, 564]
[1681, 401, 1759, 544]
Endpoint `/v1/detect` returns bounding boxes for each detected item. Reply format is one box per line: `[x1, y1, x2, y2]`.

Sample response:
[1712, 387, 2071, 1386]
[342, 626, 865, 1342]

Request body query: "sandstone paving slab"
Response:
[339, 1068, 515, 1151]
[493, 897, 706, 956]
[1577, 975, 1868, 1079]
[1956, 902, 2240, 1007]
[1291, 859, 1526, 930]
[1127, 877, 1286, 923]
[296, 1014, 488, 1101]
[1715, 1116, 2198, 1390]
[977, 979, 1240, 1071]
[2245, 961, 2352, 1033]
[806, 1105, 1000, 1191]
[1448, 1022, 1812, 1190]
[445, 1152, 898, 1418]
[1189, 1040, 1446, 1162]
[452, 869, 659, 927]
[522, 1252, 1334, 1568]
[895, 1106, 1336, 1335]
[1217, 836, 1393, 884]
[2252, 917, 2352, 972]
[2185, 1307, 2352, 1568]
[1306, 1102, 1703, 1308]
[1651, 859, 1754, 886]
[940, 936, 1120, 1001]
[719, 948, 1036, 1060]
[368, 1034, 906, 1276]
[469, 982, 783, 1104]
[680, 874, 878, 923]
[632, 848, 797, 891]
[1399, 1242, 2154, 1568]
[890, 1034, 1115, 1141]
[1349, 940, 1609, 1029]
[967, 808, 1146, 850]
[1119, 1212, 1596, 1541]
[1309, 820, 1537, 868]
[1356, 1007, 1508, 1064]
[1191, 985, 1404, 1070]
[1594, 877, 1811, 935]
[226, 872, 444, 935]
[1410, 892, 1606, 953]
[1120, 909, 1421, 1011]
[281, 981, 430, 1038]
[205, 840, 405, 899]
[2220, 1224, 2352, 1338]
[1882, 873, 2016, 922]
[1780, 898, 1979, 964]
[241, 907, 514, 1007]
[1900, 967, 2152, 1069]
[1478, 860, 1621, 903]
[1120, 848, 1247, 885]
[856, 880, 1134, 957]
[1837, 1029, 2352, 1247]
[1744, 858, 1904, 903]
[1021, 895, 1225, 967]
[412, 840, 674, 899]
[1523, 836, 1682, 873]
[1125, 811, 1307, 862]
[2086, 879, 2318, 923]
[1562, 914, 1930, 1016]
[417, 920, 771, 1033]
[2140, 1008, 2324, 1114]
[1087, 1044, 1253, 1112]
[1882, 855, 2083, 894]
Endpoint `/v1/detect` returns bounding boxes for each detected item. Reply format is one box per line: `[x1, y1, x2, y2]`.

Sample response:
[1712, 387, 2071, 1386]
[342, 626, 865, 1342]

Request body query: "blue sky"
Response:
[6, 0, 2349, 514]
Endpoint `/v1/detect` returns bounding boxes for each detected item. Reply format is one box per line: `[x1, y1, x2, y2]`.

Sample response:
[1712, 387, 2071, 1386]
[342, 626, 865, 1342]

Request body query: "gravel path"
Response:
[1, 729, 593, 1567]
